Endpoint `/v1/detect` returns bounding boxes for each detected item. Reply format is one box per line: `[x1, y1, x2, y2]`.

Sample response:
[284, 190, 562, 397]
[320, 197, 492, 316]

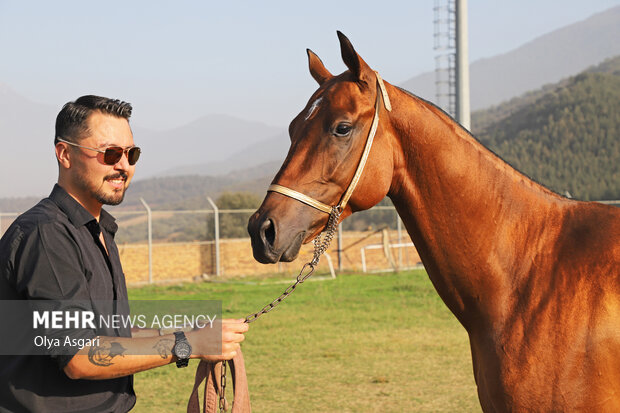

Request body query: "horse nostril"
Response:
[260, 218, 276, 247]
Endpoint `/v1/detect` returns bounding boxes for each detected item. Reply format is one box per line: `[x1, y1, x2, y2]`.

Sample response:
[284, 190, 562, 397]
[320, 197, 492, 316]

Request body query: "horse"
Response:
[247, 32, 620, 412]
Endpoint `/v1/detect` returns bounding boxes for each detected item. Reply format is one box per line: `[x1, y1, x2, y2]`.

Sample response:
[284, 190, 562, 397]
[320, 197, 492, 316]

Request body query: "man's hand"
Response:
[188, 318, 249, 361]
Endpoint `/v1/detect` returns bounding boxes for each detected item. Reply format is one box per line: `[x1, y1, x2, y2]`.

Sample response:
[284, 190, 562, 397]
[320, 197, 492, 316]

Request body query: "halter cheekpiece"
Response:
[268, 71, 392, 215]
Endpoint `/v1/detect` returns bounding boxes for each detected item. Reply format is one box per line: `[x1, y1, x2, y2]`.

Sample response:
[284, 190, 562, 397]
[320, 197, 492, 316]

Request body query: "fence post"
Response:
[337, 222, 343, 271]
[397, 213, 403, 268]
[139, 198, 153, 284]
[207, 197, 221, 277]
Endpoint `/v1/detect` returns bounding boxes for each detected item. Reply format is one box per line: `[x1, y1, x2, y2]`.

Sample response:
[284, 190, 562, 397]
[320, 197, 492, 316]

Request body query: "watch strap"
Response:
[173, 331, 190, 368]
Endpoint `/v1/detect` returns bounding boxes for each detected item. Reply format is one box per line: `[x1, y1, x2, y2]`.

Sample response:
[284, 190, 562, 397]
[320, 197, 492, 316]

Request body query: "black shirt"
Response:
[0, 185, 135, 412]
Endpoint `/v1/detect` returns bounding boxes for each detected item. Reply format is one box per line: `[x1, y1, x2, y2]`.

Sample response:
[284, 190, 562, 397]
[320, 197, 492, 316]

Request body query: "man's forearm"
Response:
[64, 318, 248, 380]
[64, 334, 177, 380]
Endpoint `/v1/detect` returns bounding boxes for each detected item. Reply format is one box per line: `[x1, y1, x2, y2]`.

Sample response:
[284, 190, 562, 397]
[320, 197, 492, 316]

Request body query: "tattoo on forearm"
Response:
[153, 338, 174, 359]
[88, 341, 127, 366]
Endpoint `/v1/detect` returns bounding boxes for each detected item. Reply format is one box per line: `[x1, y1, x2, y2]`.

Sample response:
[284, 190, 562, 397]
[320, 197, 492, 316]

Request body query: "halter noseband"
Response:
[268, 71, 392, 216]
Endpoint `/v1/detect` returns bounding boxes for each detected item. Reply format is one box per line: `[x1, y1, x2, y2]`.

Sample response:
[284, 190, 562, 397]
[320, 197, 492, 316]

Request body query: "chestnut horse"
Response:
[247, 32, 620, 411]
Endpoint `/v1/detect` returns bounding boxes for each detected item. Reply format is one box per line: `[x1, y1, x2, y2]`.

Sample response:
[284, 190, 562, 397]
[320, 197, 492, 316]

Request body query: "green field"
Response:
[128, 270, 481, 412]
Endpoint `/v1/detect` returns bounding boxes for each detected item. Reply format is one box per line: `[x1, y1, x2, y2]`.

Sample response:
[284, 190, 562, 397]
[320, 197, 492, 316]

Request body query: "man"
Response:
[0, 95, 248, 412]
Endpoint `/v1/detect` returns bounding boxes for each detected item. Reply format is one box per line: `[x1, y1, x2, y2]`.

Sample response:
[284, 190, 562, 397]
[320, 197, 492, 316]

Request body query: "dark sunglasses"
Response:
[57, 137, 141, 165]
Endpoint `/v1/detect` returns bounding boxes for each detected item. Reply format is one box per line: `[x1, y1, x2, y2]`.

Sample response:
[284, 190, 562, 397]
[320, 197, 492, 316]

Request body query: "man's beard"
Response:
[95, 186, 126, 206]
[77, 171, 129, 206]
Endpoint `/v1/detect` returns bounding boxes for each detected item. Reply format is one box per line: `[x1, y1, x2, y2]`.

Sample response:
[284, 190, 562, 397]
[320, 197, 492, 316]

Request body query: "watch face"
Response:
[174, 342, 191, 359]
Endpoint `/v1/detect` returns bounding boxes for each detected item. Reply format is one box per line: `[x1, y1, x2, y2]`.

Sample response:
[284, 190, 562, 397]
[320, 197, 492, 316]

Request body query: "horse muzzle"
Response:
[247, 210, 307, 264]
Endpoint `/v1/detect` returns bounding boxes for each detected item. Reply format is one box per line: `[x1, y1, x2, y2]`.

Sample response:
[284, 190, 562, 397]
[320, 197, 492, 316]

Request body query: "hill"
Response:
[4, 55, 617, 215]
[0, 84, 283, 198]
[4, 61, 617, 243]
[118, 55, 620, 212]
[159, 132, 289, 178]
[137, 114, 282, 178]
[3, 6, 619, 199]
[473, 56, 620, 200]
[127, 55, 620, 208]
[154, 5, 620, 180]
[0, 84, 58, 198]
[110, 163, 277, 212]
[472, 56, 620, 131]
[400, 6, 620, 111]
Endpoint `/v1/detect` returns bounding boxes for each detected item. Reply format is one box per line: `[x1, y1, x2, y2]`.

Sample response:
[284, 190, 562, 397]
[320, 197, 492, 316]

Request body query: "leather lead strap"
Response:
[187, 349, 251, 413]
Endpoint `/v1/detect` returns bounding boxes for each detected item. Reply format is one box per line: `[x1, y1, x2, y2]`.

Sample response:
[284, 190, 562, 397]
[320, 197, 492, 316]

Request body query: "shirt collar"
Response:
[49, 184, 118, 235]
[100, 208, 118, 235]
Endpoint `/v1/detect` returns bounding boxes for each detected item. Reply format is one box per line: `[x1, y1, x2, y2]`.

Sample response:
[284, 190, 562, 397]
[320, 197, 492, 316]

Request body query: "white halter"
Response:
[268, 71, 391, 215]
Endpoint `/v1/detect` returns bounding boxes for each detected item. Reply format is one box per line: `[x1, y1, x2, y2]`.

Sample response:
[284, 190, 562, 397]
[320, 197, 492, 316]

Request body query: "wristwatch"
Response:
[172, 331, 192, 368]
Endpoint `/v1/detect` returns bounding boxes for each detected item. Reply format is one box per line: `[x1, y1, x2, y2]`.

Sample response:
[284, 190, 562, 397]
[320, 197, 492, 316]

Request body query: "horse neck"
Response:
[386, 87, 566, 328]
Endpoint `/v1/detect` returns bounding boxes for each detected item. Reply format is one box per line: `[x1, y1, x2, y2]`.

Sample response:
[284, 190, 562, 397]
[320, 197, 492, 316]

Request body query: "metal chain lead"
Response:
[243, 206, 341, 324]
[218, 207, 341, 412]
[219, 360, 227, 412]
[311, 206, 341, 266]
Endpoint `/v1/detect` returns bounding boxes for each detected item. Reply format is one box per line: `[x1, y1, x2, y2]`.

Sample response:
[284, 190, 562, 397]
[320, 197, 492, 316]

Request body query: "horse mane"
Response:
[393, 85, 568, 201]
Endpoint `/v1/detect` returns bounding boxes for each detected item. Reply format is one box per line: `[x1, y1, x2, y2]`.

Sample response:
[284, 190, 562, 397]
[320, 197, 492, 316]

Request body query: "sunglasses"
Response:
[56, 137, 141, 165]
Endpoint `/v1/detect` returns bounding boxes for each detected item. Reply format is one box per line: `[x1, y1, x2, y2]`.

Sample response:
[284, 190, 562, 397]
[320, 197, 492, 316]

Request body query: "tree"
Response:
[216, 192, 262, 239]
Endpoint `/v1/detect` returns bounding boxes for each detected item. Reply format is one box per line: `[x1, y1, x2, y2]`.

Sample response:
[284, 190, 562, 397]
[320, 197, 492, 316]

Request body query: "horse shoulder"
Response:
[555, 202, 620, 279]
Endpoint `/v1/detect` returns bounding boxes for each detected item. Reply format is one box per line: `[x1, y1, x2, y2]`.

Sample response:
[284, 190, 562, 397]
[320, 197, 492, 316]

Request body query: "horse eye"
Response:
[334, 123, 352, 137]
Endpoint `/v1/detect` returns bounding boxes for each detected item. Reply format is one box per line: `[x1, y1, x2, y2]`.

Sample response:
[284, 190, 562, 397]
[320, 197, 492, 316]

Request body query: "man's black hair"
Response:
[54, 95, 132, 144]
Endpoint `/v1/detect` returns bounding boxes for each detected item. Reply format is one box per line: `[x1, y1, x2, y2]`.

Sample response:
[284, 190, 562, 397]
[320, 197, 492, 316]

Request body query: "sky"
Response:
[1, 0, 619, 131]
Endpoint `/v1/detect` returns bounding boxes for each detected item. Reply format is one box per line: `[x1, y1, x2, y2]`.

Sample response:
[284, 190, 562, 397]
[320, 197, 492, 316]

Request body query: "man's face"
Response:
[69, 112, 136, 208]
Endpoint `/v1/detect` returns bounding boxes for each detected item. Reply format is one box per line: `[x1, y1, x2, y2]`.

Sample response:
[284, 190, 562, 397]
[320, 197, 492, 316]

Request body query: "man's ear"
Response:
[55, 141, 72, 169]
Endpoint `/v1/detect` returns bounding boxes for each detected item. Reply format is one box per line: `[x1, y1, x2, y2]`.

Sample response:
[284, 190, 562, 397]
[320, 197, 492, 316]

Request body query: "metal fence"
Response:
[113, 201, 422, 285]
[1, 199, 618, 286]
[0, 199, 421, 285]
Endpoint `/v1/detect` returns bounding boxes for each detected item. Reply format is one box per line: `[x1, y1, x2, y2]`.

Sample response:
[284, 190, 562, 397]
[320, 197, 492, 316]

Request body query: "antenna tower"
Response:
[434, 0, 456, 117]
[434, 0, 470, 129]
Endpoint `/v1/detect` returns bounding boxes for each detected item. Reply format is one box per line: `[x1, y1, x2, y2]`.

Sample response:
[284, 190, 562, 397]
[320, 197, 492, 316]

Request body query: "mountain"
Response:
[159, 131, 289, 177]
[105, 56, 620, 244]
[103, 160, 281, 212]
[134, 114, 282, 178]
[2, 6, 619, 201]
[471, 56, 620, 132]
[156, 6, 620, 181]
[400, 6, 620, 111]
[0, 87, 282, 197]
[474, 56, 620, 200]
[120, 55, 620, 208]
[3, 54, 618, 216]
[0, 84, 58, 198]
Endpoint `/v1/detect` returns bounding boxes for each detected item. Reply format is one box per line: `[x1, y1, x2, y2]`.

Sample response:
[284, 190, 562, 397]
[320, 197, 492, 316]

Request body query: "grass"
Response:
[128, 270, 481, 412]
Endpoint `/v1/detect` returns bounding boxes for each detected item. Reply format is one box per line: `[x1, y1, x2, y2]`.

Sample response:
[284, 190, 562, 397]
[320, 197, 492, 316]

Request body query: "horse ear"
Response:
[337, 31, 372, 83]
[307, 49, 332, 85]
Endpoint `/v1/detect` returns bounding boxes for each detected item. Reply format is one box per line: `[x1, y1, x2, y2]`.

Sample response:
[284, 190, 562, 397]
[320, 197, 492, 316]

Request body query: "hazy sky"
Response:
[1, 0, 619, 130]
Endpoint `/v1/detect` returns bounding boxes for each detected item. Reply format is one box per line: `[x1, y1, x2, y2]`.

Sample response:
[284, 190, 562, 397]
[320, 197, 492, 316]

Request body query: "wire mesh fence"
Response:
[105, 204, 421, 285]
[2, 199, 618, 286]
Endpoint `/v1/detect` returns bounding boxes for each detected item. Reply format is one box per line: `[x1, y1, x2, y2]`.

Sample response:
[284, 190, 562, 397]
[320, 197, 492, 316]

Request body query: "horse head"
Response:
[248, 32, 395, 264]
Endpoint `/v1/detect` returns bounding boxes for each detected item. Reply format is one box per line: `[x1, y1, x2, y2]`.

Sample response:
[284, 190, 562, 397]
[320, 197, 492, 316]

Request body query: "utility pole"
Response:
[434, 0, 471, 129]
[455, 0, 471, 130]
